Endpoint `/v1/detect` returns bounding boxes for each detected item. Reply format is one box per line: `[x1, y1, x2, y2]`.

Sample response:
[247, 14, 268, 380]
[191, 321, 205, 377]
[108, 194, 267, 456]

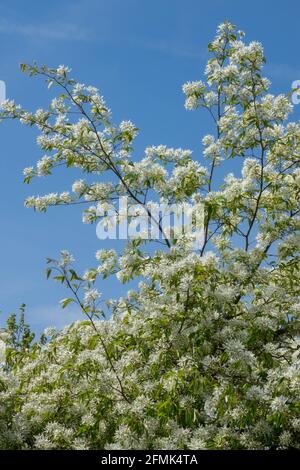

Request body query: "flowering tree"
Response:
[0, 21, 299, 450]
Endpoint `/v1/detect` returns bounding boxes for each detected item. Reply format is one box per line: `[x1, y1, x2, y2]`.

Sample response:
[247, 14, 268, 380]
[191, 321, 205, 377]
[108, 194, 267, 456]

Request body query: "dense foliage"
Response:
[0, 22, 299, 449]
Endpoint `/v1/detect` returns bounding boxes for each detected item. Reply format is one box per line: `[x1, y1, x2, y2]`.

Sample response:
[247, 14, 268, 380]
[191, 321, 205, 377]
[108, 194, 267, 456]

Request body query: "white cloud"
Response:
[0, 17, 203, 59]
[121, 32, 205, 60]
[138, 38, 204, 60]
[265, 63, 300, 82]
[26, 304, 83, 334]
[0, 19, 90, 41]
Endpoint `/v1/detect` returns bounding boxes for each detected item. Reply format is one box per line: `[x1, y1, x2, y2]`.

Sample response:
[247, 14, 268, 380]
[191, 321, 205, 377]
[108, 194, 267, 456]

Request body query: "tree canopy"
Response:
[0, 21, 299, 450]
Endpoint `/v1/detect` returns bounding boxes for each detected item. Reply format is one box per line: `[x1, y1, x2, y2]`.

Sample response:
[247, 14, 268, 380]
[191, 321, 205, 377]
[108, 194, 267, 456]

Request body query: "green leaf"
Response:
[60, 298, 75, 309]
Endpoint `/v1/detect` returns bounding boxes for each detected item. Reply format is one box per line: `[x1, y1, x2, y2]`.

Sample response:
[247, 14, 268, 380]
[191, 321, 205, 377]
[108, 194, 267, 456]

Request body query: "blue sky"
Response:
[1, 0, 300, 333]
